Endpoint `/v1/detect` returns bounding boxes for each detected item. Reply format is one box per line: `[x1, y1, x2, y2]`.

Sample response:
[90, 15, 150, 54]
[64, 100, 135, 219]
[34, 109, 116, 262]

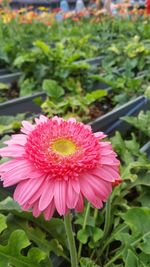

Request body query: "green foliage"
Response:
[0, 196, 68, 266]
[0, 114, 26, 135]
[13, 38, 93, 97]
[1, 16, 150, 114]
[80, 257, 99, 267]
[113, 208, 150, 266]
[0, 83, 9, 90]
[0, 16, 150, 267]
[0, 83, 9, 103]
[19, 78, 36, 97]
[85, 90, 107, 105]
[111, 131, 149, 173]
[0, 230, 47, 267]
[0, 214, 7, 233]
[123, 110, 150, 138]
[75, 130, 150, 266]
[43, 79, 64, 99]
[77, 226, 103, 246]
[41, 88, 107, 122]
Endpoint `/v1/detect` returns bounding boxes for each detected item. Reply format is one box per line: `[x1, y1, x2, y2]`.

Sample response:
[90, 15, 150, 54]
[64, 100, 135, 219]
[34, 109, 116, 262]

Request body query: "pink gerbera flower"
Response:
[0, 116, 121, 220]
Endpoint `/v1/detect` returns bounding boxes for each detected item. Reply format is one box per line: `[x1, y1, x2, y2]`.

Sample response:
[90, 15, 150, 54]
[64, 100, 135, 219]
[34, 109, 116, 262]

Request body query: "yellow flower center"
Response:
[52, 138, 77, 156]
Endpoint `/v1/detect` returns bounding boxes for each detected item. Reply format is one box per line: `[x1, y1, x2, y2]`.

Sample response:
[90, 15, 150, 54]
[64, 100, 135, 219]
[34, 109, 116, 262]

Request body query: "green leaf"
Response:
[48, 239, 65, 258]
[0, 214, 7, 234]
[113, 208, 150, 266]
[42, 79, 64, 99]
[34, 40, 51, 54]
[92, 227, 103, 243]
[139, 252, 150, 266]
[85, 89, 107, 105]
[122, 111, 150, 138]
[0, 186, 12, 201]
[33, 96, 43, 106]
[80, 257, 99, 267]
[125, 249, 139, 267]
[0, 197, 67, 248]
[5, 215, 67, 260]
[139, 232, 150, 255]
[111, 132, 149, 183]
[0, 83, 9, 90]
[137, 188, 150, 208]
[0, 114, 26, 135]
[0, 229, 47, 267]
[75, 214, 95, 227]
[13, 213, 67, 249]
[14, 54, 35, 67]
[20, 78, 36, 97]
[77, 228, 89, 244]
[0, 197, 22, 213]
[89, 75, 113, 86]
[132, 172, 150, 187]
[122, 207, 150, 235]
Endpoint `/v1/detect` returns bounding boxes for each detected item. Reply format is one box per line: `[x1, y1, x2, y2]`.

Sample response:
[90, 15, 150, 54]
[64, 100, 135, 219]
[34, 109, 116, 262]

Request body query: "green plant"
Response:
[41, 79, 107, 121]
[1, 128, 150, 267]
[123, 110, 150, 138]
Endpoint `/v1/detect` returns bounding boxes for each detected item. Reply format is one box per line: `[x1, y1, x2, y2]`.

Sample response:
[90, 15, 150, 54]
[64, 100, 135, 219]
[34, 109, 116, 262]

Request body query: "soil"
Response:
[7, 81, 20, 100]
[0, 81, 20, 103]
[89, 93, 114, 121]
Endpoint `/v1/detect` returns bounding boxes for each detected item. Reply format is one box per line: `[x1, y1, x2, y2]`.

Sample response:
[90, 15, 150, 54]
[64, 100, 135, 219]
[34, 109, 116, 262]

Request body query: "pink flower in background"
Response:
[0, 116, 121, 220]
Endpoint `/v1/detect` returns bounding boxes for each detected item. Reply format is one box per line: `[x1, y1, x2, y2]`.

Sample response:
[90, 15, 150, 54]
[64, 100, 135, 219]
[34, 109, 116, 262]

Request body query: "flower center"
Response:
[52, 138, 77, 156]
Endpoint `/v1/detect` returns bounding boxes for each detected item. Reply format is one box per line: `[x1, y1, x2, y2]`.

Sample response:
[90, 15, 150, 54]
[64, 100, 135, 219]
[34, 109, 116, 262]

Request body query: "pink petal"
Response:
[28, 181, 47, 205]
[80, 175, 103, 209]
[32, 201, 42, 218]
[91, 166, 120, 182]
[39, 180, 55, 211]
[71, 179, 80, 194]
[99, 156, 119, 165]
[83, 124, 91, 131]
[54, 180, 67, 215]
[43, 200, 55, 220]
[68, 118, 77, 123]
[1, 160, 33, 177]
[21, 202, 31, 211]
[85, 174, 112, 201]
[0, 145, 25, 158]
[39, 115, 48, 122]
[2, 161, 43, 186]
[100, 148, 116, 156]
[75, 193, 84, 212]
[99, 142, 112, 148]
[35, 115, 48, 125]
[4, 134, 27, 146]
[52, 116, 62, 125]
[94, 132, 107, 139]
[14, 177, 45, 205]
[66, 180, 78, 209]
[0, 160, 20, 173]
[21, 121, 35, 134]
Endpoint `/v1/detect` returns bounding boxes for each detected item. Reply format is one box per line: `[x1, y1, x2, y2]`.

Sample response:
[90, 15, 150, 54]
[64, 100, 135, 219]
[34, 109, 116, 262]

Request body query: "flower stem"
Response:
[96, 197, 112, 260]
[102, 197, 111, 241]
[64, 213, 78, 267]
[77, 202, 90, 260]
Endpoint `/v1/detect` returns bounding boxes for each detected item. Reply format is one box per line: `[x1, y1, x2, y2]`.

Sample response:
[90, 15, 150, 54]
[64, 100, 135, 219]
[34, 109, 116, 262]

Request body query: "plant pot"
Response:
[0, 92, 46, 116]
[0, 69, 11, 76]
[10, 0, 59, 7]
[140, 141, 150, 159]
[10, 0, 88, 8]
[80, 56, 103, 67]
[0, 72, 21, 84]
[0, 95, 148, 197]
[90, 96, 148, 136]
